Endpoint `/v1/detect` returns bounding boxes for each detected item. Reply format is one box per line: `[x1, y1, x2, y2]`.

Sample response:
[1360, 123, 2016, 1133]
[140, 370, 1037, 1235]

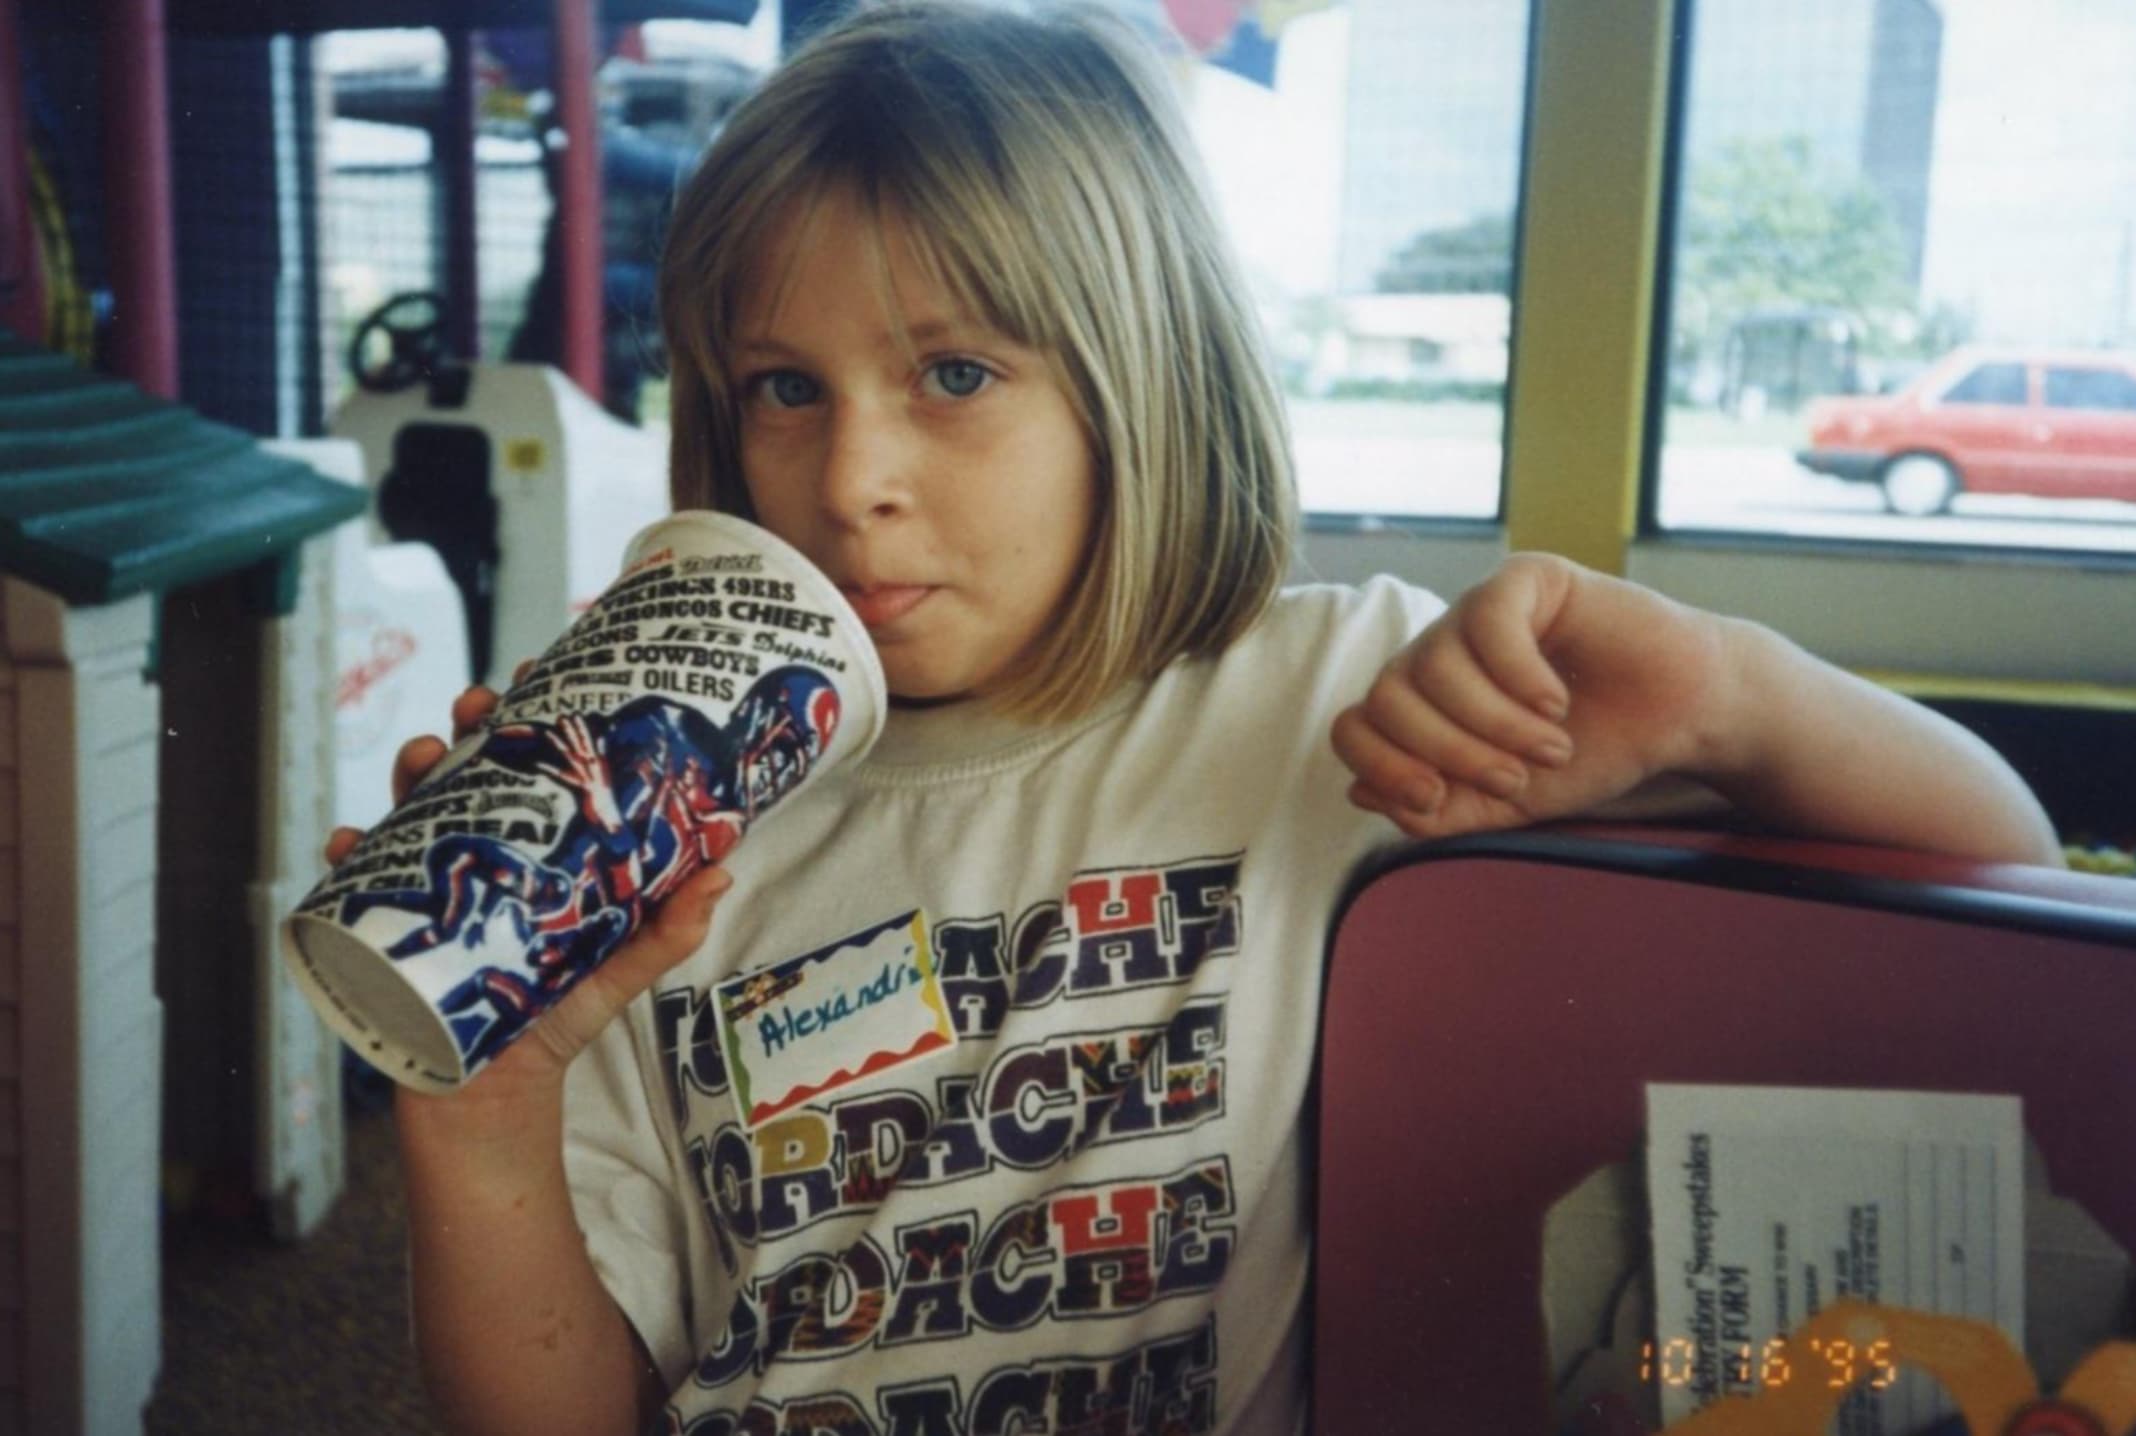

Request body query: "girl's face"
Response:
[731, 187, 1099, 707]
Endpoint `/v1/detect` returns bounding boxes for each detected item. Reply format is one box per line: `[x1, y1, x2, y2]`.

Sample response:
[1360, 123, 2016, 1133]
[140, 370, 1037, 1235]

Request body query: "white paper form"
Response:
[1645, 1084, 2023, 1434]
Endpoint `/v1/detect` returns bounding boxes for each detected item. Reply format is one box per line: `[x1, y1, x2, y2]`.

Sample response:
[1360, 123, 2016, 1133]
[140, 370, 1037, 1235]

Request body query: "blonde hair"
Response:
[658, 0, 1297, 720]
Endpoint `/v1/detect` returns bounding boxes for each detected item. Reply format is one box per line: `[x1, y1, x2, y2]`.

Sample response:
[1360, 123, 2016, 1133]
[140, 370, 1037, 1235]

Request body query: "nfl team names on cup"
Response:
[589, 565, 833, 633]
[594, 596, 833, 639]
[327, 776, 565, 886]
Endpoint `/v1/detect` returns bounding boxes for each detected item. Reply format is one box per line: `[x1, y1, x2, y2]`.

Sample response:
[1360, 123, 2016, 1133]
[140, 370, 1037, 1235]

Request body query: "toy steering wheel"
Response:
[348, 291, 450, 394]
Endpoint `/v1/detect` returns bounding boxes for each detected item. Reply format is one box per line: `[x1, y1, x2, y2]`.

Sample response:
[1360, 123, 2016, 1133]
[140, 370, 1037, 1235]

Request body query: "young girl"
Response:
[357, 4, 2061, 1433]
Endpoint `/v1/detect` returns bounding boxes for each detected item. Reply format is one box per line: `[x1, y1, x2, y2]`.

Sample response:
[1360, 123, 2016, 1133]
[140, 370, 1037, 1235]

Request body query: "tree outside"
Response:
[1672, 134, 1956, 411]
[1375, 212, 1516, 296]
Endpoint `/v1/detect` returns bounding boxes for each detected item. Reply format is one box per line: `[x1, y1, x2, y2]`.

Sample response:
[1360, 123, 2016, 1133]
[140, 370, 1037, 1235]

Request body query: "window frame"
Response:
[1587, 0, 2127, 690]
[1108, 1, 2136, 693]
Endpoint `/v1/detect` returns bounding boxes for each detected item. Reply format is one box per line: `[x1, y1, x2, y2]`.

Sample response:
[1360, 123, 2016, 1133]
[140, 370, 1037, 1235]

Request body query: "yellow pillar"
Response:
[1504, 0, 1677, 574]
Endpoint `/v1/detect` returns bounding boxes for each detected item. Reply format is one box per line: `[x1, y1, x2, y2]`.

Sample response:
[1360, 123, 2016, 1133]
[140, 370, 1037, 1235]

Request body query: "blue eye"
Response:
[753, 370, 820, 409]
[928, 359, 991, 398]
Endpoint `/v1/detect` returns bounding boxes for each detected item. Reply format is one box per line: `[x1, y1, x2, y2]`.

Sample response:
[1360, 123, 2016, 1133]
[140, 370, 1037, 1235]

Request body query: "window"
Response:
[1652, 0, 2136, 550]
[2044, 365, 2136, 412]
[1158, 0, 1533, 524]
[316, 15, 779, 424]
[1940, 362, 2027, 406]
[316, 28, 451, 417]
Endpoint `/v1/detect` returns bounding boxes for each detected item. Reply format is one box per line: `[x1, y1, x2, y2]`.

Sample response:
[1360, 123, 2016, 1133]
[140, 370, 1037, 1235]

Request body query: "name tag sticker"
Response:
[716, 910, 954, 1129]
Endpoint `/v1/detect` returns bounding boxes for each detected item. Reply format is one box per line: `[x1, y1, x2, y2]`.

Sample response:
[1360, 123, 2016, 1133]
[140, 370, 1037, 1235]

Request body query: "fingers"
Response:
[1388, 634, 1570, 787]
[1461, 555, 1580, 722]
[1331, 701, 1449, 818]
[402, 685, 500, 800]
[635, 866, 735, 971]
[1344, 775, 1503, 841]
[328, 684, 502, 866]
[1334, 558, 1596, 827]
[1333, 695, 1539, 837]
[1336, 646, 1571, 818]
[531, 867, 735, 1067]
[391, 733, 449, 806]
[450, 684, 501, 740]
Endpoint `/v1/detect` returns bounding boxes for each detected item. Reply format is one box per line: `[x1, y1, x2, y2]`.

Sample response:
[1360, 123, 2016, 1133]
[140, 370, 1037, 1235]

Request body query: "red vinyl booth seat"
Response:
[1311, 826, 2136, 1433]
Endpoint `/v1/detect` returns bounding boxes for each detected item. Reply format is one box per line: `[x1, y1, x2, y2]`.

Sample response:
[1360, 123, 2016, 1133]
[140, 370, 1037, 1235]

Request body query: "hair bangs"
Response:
[827, 66, 1068, 367]
[659, 1, 1295, 722]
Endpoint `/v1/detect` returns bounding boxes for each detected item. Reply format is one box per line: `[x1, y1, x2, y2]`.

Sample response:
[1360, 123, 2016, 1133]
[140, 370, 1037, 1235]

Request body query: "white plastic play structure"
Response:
[234, 305, 673, 1233]
[325, 292, 671, 827]
[226, 303, 672, 1238]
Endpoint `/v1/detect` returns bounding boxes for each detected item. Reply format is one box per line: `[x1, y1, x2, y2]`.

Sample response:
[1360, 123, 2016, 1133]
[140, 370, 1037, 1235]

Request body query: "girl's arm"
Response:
[397, 1075, 667, 1436]
[1677, 615, 2060, 861]
[1332, 553, 2062, 865]
[390, 869, 729, 1436]
[328, 691, 731, 1436]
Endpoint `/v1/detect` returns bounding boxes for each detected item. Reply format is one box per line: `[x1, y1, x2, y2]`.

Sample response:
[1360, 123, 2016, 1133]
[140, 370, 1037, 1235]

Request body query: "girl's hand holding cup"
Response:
[290, 513, 886, 1098]
[321, 681, 735, 1108]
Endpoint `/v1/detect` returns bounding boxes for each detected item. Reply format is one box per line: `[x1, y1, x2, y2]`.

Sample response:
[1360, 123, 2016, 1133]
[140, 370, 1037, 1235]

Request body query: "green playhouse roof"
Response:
[0, 331, 366, 610]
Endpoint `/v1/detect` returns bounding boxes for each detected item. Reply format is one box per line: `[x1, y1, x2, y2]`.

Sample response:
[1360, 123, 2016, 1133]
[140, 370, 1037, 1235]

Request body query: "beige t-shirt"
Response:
[564, 576, 1444, 1434]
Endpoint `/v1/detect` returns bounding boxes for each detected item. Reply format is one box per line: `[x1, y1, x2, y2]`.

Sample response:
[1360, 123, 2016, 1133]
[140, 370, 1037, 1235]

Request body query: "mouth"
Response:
[839, 584, 932, 630]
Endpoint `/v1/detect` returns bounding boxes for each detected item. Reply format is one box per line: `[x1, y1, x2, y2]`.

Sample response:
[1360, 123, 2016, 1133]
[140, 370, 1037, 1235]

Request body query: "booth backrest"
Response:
[1312, 826, 2136, 1433]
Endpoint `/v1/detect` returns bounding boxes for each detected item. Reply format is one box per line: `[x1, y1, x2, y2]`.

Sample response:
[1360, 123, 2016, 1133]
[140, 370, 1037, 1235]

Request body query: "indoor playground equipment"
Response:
[328, 290, 671, 692]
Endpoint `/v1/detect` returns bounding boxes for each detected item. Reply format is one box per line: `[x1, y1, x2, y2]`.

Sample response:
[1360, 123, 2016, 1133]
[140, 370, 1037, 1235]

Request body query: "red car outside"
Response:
[1797, 346, 2136, 515]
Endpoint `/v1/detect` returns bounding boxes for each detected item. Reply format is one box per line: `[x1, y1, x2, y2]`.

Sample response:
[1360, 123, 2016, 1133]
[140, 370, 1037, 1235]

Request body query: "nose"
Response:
[816, 398, 911, 528]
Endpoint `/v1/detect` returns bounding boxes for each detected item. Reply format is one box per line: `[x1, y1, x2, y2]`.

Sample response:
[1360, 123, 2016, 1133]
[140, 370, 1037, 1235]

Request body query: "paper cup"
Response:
[282, 511, 887, 1092]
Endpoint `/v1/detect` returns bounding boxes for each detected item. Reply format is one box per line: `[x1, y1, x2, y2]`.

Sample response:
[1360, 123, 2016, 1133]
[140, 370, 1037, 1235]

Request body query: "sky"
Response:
[1184, 5, 1351, 299]
[1917, 0, 2136, 345]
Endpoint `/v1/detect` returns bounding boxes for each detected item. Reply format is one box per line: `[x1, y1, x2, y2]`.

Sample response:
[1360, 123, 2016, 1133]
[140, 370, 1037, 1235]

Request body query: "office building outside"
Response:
[1336, 0, 1940, 298]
